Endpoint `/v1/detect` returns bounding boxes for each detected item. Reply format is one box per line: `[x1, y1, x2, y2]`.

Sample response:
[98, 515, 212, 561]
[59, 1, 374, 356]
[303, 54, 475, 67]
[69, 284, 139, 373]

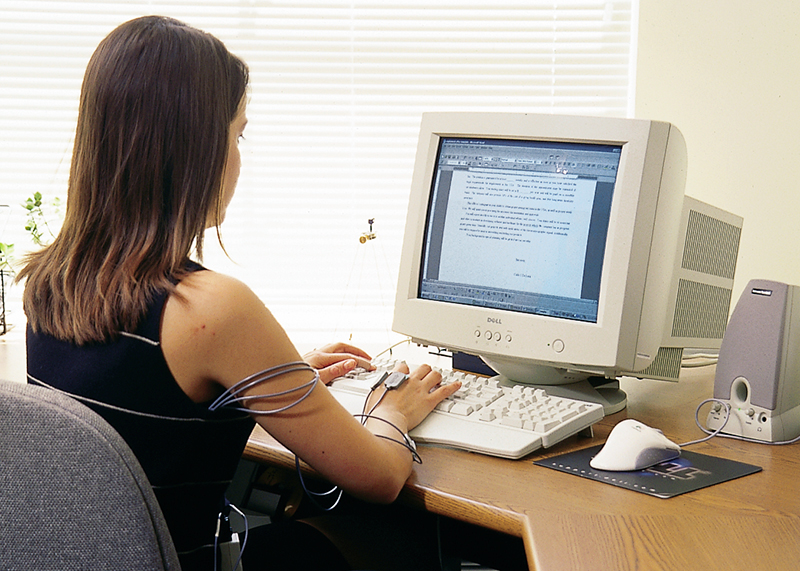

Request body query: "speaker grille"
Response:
[636, 347, 683, 381]
[671, 279, 732, 339]
[682, 209, 741, 280]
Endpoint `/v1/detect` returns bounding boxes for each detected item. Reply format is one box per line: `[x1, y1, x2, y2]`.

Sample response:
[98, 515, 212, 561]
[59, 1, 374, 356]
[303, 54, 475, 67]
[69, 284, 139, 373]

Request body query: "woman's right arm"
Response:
[161, 270, 460, 503]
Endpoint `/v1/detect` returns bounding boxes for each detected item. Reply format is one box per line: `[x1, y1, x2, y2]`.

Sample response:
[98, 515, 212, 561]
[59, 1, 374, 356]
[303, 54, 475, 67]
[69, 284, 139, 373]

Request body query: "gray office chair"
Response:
[0, 379, 181, 570]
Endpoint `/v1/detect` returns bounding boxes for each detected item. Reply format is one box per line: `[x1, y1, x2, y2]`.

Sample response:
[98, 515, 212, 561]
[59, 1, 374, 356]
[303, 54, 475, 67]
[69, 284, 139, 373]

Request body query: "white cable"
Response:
[680, 357, 719, 368]
[686, 398, 800, 447]
[294, 454, 344, 512]
[372, 337, 412, 360]
[680, 399, 731, 447]
[228, 503, 248, 571]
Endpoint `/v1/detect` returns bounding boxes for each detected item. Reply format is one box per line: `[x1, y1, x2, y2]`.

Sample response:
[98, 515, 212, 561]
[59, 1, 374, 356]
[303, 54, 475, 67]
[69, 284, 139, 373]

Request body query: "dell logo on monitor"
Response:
[487, 317, 502, 324]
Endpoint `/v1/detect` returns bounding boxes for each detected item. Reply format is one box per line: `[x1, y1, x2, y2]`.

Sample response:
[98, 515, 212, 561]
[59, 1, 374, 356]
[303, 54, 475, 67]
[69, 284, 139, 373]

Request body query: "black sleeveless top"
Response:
[26, 268, 256, 569]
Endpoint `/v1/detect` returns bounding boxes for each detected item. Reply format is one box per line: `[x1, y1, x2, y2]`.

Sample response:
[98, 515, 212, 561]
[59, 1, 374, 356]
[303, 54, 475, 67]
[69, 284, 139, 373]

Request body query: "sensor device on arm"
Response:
[371, 370, 410, 391]
[362, 369, 420, 463]
[208, 361, 319, 415]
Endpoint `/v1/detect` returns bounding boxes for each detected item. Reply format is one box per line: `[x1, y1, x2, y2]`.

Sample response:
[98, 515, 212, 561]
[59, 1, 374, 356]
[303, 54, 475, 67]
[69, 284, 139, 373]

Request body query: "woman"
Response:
[19, 15, 459, 570]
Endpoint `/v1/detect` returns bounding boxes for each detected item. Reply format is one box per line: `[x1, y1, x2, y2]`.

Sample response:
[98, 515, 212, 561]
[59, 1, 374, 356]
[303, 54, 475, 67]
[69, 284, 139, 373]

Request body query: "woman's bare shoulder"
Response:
[178, 268, 249, 298]
[171, 269, 266, 323]
[162, 268, 299, 397]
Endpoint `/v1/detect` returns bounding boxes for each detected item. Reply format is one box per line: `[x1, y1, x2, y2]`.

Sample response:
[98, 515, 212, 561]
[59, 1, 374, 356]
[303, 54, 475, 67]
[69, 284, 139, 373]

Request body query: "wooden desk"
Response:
[244, 365, 800, 570]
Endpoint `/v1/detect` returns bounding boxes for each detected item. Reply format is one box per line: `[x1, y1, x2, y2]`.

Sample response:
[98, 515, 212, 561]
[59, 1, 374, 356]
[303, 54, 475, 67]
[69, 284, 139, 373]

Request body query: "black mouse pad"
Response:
[533, 445, 762, 498]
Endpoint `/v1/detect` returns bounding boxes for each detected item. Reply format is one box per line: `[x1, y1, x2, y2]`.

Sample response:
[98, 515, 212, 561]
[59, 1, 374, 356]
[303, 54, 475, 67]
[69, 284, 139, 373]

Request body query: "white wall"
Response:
[636, 1, 800, 301]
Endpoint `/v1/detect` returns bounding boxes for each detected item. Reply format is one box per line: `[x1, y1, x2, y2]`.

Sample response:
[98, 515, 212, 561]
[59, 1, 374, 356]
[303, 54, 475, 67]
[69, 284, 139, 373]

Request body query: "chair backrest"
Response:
[0, 379, 181, 570]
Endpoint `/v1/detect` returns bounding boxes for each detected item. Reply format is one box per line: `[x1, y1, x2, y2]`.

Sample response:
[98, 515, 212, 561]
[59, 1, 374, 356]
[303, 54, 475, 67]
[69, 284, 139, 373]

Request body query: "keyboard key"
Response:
[479, 409, 496, 422]
[435, 400, 454, 412]
[501, 416, 524, 428]
[449, 402, 474, 416]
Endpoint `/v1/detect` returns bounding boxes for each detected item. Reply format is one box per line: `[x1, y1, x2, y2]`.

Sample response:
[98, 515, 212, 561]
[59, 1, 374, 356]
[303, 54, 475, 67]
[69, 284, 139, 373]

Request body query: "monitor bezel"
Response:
[393, 112, 686, 379]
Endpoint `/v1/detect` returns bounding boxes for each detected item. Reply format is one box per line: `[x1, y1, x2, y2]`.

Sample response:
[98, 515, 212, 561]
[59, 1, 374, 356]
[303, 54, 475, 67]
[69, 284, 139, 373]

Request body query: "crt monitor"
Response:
[393, 112, 691, 414]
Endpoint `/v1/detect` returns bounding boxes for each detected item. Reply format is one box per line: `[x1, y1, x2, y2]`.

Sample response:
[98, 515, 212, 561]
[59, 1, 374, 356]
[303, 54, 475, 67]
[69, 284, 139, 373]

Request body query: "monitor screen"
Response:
[419, 137, 622, 325]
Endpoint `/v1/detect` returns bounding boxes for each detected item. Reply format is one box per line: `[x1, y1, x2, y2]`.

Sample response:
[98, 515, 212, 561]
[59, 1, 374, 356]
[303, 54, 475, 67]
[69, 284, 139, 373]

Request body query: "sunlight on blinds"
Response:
[0, 1, 635, 353]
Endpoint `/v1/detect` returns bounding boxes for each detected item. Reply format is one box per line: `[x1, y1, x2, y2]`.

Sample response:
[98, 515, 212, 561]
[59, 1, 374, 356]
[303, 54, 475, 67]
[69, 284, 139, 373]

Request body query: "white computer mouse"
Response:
[589, 419, 681, 472]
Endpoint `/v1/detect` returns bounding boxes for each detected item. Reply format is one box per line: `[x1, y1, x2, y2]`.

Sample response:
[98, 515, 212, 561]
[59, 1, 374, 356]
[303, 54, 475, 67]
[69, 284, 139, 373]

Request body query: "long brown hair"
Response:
[18, 16, 249, 344]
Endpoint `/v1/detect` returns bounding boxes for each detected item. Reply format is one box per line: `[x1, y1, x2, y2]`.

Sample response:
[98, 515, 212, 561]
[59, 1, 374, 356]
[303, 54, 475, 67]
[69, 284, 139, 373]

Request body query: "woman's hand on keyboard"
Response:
[369, 362, 462, 431]
[303, 342, 375, 385]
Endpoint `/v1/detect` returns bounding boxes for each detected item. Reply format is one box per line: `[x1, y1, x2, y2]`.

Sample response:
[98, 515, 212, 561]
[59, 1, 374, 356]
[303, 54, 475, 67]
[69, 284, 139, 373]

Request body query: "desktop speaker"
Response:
[707, 279, 800, 442]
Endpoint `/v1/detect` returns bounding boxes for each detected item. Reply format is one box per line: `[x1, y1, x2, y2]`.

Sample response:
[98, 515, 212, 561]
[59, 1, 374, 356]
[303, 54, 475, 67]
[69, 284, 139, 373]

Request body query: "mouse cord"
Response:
[372, 337, 412, 360]
[685, 398, 800, 447]
[679, 398, 732, 447]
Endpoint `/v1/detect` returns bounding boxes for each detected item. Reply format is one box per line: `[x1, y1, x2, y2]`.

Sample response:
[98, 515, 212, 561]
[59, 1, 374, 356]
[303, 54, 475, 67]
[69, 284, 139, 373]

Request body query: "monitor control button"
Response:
[552, 339, 565, 353]
[494, 332, 502, 342]
[484, 331, 493, 340]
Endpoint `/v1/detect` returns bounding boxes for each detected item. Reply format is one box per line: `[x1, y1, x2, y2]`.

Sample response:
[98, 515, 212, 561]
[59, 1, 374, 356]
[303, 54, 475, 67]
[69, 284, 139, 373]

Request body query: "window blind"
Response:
[0, 0, 636, 353]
